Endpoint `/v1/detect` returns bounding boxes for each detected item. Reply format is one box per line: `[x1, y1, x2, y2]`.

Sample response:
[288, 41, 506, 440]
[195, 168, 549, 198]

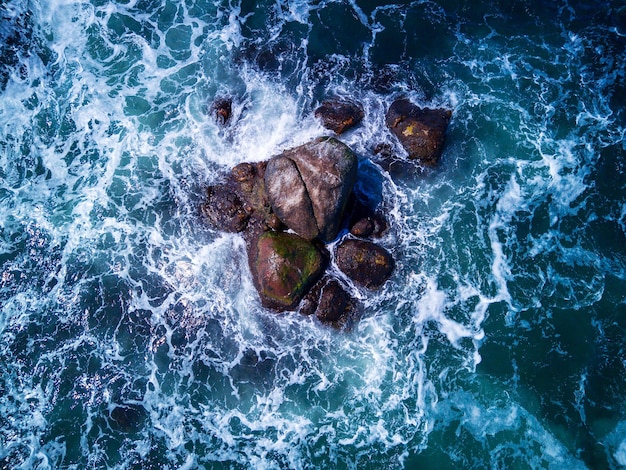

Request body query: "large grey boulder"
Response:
[265, 137, 358, 242]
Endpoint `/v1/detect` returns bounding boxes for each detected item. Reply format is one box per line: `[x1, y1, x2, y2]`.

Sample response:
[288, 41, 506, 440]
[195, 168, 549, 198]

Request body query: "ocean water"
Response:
[1, 0, 625, 468]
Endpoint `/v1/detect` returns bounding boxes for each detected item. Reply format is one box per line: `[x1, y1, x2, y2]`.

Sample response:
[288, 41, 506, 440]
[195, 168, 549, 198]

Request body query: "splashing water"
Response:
[1, 0, 625, 468]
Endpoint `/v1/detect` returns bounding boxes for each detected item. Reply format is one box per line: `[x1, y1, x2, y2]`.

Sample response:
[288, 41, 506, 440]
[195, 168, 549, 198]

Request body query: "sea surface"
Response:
[1, 0, 625, 468]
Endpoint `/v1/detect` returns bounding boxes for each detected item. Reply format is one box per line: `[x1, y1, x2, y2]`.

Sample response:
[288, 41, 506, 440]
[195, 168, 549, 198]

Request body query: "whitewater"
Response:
[1, 0, 625, 468]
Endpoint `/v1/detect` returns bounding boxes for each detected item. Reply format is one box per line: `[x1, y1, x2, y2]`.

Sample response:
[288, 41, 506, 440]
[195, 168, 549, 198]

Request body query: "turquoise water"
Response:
[1, 0, 625, 468]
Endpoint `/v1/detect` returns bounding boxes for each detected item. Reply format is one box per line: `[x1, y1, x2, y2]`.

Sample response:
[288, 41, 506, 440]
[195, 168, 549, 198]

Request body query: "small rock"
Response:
[315, 278, 354, 324]
[386, 98, 451, 166]
[335, 238, 394, 289]
[299, 277, 356, 329]
[232, 162, 255, 182]
[314, 99, 364, 134]
[350, 217, 374, 237]
[348, 198, 388, 239]
[211, 97, 232, 125]
[202, 185, 250, 233]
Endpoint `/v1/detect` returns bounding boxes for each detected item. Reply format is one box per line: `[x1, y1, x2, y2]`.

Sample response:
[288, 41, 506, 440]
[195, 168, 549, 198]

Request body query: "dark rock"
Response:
[299, 277, 356, 329]
[248, 231, 328, 311]
[350, 217, 374, 237]
[348, 197, 388, 239]
[211, 97, 232, 125]
[265, 137, 358, 242]
[202, 185, 250, 233]
[335, 239, 394, 289]
[232, 162, 255, 182]
[202, 161, 280, 237]
[314, 99, 364, 134]
[385, 99, 451, 166]
[110, 404, 148, 433]
[315, 278, 354, 324]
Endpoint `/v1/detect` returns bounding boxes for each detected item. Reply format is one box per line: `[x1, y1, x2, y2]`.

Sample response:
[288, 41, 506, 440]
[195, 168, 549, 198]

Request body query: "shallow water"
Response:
[1, 0, 625, 468]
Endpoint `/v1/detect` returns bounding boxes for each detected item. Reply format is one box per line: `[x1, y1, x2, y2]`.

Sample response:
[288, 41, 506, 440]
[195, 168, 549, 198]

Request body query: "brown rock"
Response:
[335, 239, 394, 289]
[248, 231, 328, 311]
[314, 99, 364, 134]
[202, 161, 278, 237]
[211, 97, 232, 125]
[315, 278, 354, 324]
[348, 198, 388, 239]
[386, 99, 451, 166]
[202, 185, 250, 233]
[299, 277, 356, 329]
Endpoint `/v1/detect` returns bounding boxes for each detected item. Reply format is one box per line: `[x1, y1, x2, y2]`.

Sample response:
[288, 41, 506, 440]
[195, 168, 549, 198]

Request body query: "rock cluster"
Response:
[203, 97, 452, 328]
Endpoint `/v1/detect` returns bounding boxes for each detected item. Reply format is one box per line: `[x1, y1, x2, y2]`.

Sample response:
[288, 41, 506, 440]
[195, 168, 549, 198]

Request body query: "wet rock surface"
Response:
[300, 277, 356, 329]
[314, 99, 364, 134]
[265, 137, 358, 242]
[335, 239, 395, 289]
[248, 231, 328, 311]
[385, 98, 452, 166]
[211, 97, 233, 125]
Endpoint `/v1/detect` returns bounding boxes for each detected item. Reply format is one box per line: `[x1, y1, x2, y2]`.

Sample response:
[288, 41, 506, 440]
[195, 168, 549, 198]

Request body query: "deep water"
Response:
[1, 0, 626, 468]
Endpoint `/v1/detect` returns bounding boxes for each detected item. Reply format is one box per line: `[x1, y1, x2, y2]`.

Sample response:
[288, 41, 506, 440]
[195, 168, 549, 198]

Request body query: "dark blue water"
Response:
[1, 0, 625, 468]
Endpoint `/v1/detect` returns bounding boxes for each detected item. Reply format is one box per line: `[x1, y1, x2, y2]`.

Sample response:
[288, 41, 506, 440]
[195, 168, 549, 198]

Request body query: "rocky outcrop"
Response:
[201, 96, 444, 325]
[335, 239, 394, 289]
[265, 137, 358, 242]
[248, 231, 328, 311]
[314, 99, 364, 134]
[386, 98, 452, 166]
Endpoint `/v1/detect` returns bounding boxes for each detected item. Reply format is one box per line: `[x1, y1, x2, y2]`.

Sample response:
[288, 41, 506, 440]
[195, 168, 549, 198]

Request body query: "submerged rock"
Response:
[248, 231, 328, 311]
[314, 99, 364, 134]
[265, 137, 358, 242]
[386, 98, 452, 166]
[335, 239, 394, 289]
[110, 404, 148, 433]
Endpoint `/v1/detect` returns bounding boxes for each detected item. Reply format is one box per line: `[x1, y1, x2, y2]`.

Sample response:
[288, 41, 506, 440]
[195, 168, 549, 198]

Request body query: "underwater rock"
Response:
[335, 239, 394, 289]
[110, 404, 148, 433]
[248, 231, 328, 311]
[385, 98, 452, 166]
[265, 137, 358, 242]
[314, 99, 364, 134]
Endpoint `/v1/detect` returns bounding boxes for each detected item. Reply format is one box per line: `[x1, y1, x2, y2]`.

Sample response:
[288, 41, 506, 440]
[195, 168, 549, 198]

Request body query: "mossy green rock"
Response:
[249, 231, 328, 311]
